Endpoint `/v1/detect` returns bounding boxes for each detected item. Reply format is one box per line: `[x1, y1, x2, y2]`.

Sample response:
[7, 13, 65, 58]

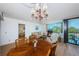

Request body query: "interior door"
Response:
[18, 24, 25, 38]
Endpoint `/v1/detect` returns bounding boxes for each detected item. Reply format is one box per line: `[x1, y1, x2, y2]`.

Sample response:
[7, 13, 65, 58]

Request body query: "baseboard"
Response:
[0, 42, 15, 47]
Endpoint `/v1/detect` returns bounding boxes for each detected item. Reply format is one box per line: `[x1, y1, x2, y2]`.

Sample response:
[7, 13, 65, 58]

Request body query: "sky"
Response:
[68, 18, 79, 29]
[47, 22, 61, 30]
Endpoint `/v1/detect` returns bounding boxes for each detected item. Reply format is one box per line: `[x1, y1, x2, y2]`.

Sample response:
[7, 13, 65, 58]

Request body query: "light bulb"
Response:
[43, 4, 47, 10]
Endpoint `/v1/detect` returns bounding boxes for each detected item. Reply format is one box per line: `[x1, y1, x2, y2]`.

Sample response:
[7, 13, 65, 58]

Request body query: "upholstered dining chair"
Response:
[50, 44, 57, 56]
[29, 34, 38, 41]
[15, 38, 27, 48]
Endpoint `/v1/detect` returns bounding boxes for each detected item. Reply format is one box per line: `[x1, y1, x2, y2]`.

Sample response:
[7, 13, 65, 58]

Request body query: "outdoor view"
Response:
[47, 22, 62, 33]
[68, 18, 79, 45]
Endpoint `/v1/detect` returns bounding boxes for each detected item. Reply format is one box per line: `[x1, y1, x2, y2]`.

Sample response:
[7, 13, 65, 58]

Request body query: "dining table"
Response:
[7, 39, 52, 56]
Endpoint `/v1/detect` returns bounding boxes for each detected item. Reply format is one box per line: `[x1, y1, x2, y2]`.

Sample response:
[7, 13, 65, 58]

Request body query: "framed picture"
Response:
[35, 26, 39, 30]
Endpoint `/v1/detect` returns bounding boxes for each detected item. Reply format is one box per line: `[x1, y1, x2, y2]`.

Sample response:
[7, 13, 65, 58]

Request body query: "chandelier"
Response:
[31, 3, 48, 21]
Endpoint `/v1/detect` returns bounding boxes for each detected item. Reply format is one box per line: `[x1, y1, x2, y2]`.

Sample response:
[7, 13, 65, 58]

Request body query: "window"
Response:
[68, 18, 79, 45]
[47, 22, 62, 33]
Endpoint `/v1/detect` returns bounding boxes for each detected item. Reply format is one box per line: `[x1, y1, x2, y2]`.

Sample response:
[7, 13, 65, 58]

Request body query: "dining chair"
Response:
[15, 38, 27, 48]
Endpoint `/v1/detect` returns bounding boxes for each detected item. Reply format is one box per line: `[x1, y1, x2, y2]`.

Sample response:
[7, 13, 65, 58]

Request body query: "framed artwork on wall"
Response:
[35, 26, 39, 30]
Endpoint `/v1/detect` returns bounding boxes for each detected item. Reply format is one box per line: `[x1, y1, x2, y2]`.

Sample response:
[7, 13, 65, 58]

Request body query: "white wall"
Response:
[0, 20, 1, 45]
[0, 17, 45, 46]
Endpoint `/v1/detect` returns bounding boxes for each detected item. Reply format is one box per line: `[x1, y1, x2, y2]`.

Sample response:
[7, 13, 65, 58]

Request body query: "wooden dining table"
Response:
[7, 39, 52, 56]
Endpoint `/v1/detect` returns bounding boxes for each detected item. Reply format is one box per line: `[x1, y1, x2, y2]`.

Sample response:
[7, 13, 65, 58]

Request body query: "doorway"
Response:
[18, 24, 25, 38]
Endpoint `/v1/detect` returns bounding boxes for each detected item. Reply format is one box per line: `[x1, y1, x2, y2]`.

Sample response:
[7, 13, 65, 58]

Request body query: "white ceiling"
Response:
[0, 3, 79, 24]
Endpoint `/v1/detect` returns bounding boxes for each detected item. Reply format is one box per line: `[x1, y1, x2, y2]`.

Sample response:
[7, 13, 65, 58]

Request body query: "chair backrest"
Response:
[15, 38, 27, 48]
[50, 44, 57, 56]
[51, 33, 59, 43]
[29, 34, 38, 40]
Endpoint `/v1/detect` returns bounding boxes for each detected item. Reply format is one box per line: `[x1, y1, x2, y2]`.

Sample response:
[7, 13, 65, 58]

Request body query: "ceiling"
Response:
[0, 3, 79, 24]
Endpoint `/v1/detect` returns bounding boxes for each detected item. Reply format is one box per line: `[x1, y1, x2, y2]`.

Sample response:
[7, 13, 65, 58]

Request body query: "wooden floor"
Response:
[0, 42, 79, 56]
[0, 43, 15, 56]
[55, 43, 79, 56]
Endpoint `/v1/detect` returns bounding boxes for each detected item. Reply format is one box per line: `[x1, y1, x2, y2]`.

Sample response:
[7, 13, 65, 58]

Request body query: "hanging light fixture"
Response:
[31, 3, 48, 21]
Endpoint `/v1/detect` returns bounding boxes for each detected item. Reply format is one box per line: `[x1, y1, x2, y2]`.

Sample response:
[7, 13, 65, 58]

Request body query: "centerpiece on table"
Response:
[33, 39, 38, 47]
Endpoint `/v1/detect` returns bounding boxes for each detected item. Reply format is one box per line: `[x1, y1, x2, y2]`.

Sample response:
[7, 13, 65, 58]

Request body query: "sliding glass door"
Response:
[68, 18, 79, 45]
